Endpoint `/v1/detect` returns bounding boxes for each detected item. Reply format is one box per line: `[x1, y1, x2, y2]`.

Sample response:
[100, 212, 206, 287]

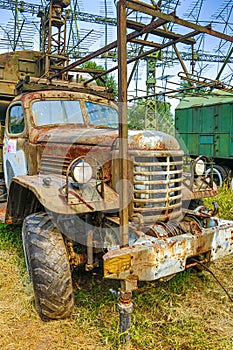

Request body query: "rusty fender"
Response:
[10, 174, 119, 215]
[103, 219, 233, 281]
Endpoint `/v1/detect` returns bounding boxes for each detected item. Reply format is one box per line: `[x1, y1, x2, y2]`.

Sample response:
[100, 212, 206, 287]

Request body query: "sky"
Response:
[0, 0, 232, 113]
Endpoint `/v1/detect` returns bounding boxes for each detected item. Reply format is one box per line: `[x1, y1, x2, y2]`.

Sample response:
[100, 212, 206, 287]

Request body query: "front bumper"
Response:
[103, 218, 233, 281]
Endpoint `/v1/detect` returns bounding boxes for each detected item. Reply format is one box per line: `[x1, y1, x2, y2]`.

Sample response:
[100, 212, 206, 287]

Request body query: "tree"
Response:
[81, 61, 118, 97]
[128, 101, 146, 130]
[128, 99, 174, 133]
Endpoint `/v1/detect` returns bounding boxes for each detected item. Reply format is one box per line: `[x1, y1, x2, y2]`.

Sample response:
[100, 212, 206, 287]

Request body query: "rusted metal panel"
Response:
[127, 130, 181, 151]
[16, 77, 116, 100]
[8, 174, 119, 215]
[182, 173, 218, 201]
[0, 202, 6, 222]
[103, 218, 233, 281]
[34, 127, 118, 146]
[211, 224, 233, 260]
[0, 51, 41, 97]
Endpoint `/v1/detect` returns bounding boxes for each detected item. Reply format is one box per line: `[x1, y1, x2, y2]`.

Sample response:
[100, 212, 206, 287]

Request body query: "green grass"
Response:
[0, 222, 22, 251]
[203, 184, 233, 220]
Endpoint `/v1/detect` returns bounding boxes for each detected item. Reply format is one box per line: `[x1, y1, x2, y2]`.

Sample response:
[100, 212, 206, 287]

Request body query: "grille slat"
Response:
[134, 161, 183, 167]
[132, 153, 183, 222]
[134, 169, 182, 176]
[133, 201, 182, 213]
[134, 193, 182, 204]
[40, 155, 72, 175]
[134, 187, 181, 194]
[134, 177, 182, 185]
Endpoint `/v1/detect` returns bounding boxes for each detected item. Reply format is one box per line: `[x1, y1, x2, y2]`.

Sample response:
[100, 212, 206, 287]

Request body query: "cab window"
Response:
[85, 102, 118, 128]
[8, 105, 25, 134]
[32, 100, 84, 126]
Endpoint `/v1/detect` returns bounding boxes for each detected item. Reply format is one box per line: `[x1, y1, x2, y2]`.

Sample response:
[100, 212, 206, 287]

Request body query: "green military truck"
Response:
[0, 50, 232, 323]
[175, 90, 233, 186]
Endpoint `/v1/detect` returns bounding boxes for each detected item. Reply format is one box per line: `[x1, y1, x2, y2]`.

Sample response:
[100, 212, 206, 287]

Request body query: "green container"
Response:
[175, 90, 233, 161]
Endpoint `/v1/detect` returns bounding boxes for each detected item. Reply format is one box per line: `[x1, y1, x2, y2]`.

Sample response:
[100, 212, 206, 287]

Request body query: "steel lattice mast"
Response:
[144, 0, 181, 129]
[0, 0, 232, 87]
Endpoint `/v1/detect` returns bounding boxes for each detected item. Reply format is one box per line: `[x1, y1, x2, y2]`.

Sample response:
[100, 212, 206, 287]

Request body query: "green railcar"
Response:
[175, 90, 233, 185]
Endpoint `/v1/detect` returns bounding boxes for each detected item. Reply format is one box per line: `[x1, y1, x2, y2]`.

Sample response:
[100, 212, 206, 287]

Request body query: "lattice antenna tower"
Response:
[99, 0, 114, 69]
[0, 0, 37, 51]
[0, 0, 102, 60]
[40, 0, 102, 73]
[39, 0, 72, 77]
[66, 0, 103, 59]
[183, 0, 209, 77]
[144, 0, 180, 100]
[66, 0, 81, 58]
[66, 0, 102, 60]
[144, 0, 181, 129]
[211, 0, 233, 83]
[158, 0, 180, 87]
[183, 0, 205, 21]
[124, 0, 182, 95]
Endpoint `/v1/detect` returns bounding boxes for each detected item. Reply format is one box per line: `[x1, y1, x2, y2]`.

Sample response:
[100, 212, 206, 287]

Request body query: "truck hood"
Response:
[128, 130, 180, 151]
[32, 125, 180, 151]
[32, 126, 118, 147]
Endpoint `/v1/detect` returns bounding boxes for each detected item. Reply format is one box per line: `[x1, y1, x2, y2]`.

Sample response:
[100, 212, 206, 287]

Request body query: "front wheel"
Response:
[22, 212, 74, 320]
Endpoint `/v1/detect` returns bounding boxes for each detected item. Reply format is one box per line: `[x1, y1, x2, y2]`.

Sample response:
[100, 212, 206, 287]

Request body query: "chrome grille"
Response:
[40, 155, 72, 175]
[133, 152, 183, 222]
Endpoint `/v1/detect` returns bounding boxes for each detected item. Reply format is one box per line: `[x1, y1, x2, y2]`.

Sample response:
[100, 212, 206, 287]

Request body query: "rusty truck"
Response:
[0, 1, 233, 344]
[0, 49, 232, 326]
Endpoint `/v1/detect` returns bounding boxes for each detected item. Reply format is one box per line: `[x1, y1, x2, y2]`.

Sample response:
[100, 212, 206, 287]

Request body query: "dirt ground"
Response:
[0, 242, 233, 350]
[0, 249, 106, 350]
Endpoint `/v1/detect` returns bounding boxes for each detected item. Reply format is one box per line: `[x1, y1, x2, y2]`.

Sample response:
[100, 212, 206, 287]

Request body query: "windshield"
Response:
[32, 100, 84, 126]
[86, 102, 118, 128]
[32, 99, 118, 128]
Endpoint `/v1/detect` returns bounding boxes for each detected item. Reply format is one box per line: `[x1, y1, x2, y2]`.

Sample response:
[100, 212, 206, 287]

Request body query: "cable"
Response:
[191, 258, 233, 303]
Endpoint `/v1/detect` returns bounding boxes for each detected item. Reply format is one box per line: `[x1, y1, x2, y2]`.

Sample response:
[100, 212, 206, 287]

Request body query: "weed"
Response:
[0, 223, 22, 251]
[203, 185, 233, 220]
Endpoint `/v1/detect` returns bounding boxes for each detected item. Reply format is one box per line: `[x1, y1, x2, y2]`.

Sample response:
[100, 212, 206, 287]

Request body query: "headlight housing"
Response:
[194, 158, 205, 176]
[70, 160, 93, 184]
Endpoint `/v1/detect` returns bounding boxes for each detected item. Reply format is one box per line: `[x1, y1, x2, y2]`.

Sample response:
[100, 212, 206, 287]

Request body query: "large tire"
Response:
[22, 212, 74, 320]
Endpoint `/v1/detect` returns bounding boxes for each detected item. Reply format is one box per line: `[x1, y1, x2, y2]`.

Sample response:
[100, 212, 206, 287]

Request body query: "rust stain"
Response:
[128, 130, 181, 151]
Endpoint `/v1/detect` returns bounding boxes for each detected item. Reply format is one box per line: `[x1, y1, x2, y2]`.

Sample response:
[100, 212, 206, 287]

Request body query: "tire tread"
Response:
[22, 212, 74, 320]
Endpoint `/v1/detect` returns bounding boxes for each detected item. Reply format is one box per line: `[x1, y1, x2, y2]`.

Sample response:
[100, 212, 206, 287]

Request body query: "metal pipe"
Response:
[117, 0, 129, 248]
[84, 27, 202, 86]
[118, 299, 134, 349]
[118, 280, 134, 349]
[215, 46, 233, 81]
[51, 15, 168, 79]
[126, 0, 233, 43]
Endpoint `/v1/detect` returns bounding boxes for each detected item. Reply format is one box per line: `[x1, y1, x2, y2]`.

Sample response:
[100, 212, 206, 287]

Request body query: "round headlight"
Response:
[71, 160, 93, 184]
[194, 159, 205, 176]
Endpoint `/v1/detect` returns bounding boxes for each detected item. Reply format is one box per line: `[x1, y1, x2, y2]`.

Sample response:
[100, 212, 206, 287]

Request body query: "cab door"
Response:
[3, 102, 27, 188]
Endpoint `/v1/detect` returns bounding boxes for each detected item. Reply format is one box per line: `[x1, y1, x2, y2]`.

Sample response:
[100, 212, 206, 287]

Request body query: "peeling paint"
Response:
[104, 218, 233, 281]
